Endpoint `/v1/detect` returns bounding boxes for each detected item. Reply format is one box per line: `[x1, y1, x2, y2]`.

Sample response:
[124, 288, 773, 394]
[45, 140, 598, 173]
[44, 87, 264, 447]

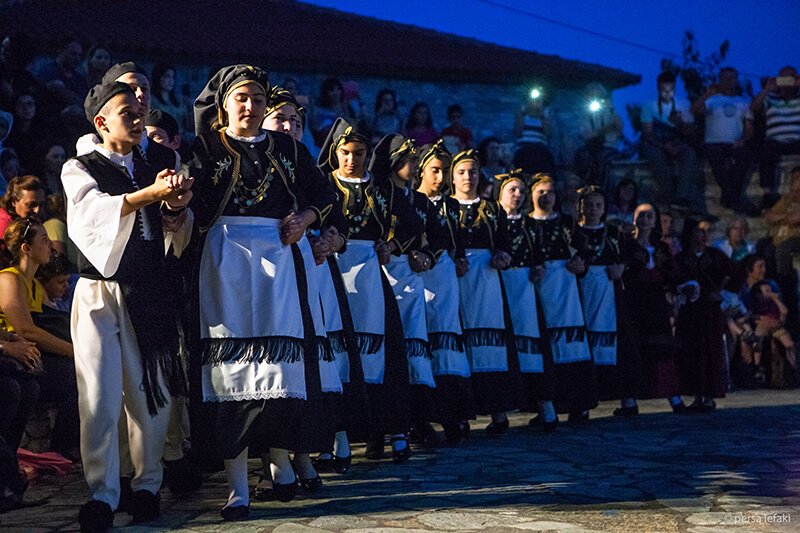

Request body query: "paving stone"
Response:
[415, 511, 522, 530]
[309, 515, 380, 530]
[510, 521, 604, 532]
[272, 524, 335, 533]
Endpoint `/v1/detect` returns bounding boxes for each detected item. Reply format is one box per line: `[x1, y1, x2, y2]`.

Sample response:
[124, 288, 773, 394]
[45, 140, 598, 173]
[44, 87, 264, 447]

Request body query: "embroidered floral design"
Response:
[279, 154, 295, 182]
[212, 156, 232, 186]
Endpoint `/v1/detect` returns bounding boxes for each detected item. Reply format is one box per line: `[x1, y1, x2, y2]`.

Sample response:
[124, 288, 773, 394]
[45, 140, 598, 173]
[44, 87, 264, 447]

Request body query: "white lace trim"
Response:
[225, 129, 267, 143]
[532, 212, 558, 220]
[204, 390, 306, 402]
[457, 196, 480, 205]
[337, 171, 371, 183]
[507, 213, 522, 220]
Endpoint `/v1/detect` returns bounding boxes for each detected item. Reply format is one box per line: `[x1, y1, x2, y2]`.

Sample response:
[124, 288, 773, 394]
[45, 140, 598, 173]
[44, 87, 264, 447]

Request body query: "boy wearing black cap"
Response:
[62, 82, 193, 532]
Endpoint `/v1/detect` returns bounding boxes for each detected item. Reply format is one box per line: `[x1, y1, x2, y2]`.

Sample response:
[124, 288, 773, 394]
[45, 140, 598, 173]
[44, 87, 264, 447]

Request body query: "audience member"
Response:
[36, 252, 73, 313]
[311, 76, 352, 148]
[43, 192, 76, 267]
[0, 33, 38, 111]
[5, 93, 40, 171]
[607, 177, 638, 232]
[575, 82, 623, 184]
[441, 104, 473, 153]
[513, 91, 554, 175]
[84, 45, 112, 87]
[151, 63, 189, 137]
[713, 217, 755, 262]
[477, 136, 508, 196]
[35, 39, 88, 115]
[404, 101, 438, 145]
[0, 175, 45, 236]
[0, 147, 20, 192]
[371, 88, 403, 145]
[37, 143, 67, 194]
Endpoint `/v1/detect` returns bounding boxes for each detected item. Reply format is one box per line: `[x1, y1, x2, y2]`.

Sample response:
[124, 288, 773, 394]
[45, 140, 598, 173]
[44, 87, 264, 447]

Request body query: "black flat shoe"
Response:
[364, 438, 385, 460]
[613, 406, 639, 417]
[79, 500, 114, 533]
[252, 476, 273, 501]
[311, 454, 335, 472]
[442, 421, 464, 445]
[390, 436, 412, 464]
[460, 420, 471, 438]
[485, 418, 509, 435]
[332, 454, 351, 474]
[567, 411, 590, 424]
[411, 422, 440, 448]
[131, 490, 160, 523]
[164, 457, 203, 494]
[671, 402, 689, 415]
[528, 415, 559, 432]
[220, 504, 250, 521]
[116, 476, 133, 514]
[272, 477, 298, 502]
[299, 475, 323, 493]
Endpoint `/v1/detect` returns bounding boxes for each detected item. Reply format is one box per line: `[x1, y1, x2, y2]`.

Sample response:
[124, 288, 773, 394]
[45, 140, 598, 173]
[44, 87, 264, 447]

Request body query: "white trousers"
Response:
[72, 278, 171, 509]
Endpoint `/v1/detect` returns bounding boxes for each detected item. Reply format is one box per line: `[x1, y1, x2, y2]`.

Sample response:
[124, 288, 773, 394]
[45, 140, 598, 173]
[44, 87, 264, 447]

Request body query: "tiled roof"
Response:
[0, 0, 640, 88]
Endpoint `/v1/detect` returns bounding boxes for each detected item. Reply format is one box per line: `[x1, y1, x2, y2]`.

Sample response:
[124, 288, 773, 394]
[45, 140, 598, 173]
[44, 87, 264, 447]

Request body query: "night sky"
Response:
[305, 0, 800, 135]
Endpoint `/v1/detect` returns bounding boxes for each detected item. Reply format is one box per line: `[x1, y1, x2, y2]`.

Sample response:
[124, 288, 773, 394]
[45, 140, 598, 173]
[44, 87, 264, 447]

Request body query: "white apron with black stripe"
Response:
[501, 266, 544, 373]
[420, 253, 471, 377]
[199, 216, 341, 401]
[579, 265, 617, 366]
[335, 239, 385, 384]
[458, 249, 508, 373]
[384, 255, 436, 387]
[317, 259, 350, 383]
[535, 259, 591, 364]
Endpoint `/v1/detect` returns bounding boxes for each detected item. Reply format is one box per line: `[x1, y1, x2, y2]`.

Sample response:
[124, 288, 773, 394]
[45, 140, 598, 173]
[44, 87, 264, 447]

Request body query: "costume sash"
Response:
[580, 265, 617, 366]
[458, 249, 509, 373]
[501, 266, 544, 373]
[384, 255, 435, 387]
[335, 239, 385, 384]
[536, 259, 591, 365]
[317, 259, 349, 383]
[420, 253, 470, 377]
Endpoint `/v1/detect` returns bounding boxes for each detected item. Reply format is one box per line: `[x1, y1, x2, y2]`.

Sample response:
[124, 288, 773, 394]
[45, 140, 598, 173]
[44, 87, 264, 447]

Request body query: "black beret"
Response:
[145, 108, 179, 139]
[101, 61, 148, 84]
[84, 82, 136, 123]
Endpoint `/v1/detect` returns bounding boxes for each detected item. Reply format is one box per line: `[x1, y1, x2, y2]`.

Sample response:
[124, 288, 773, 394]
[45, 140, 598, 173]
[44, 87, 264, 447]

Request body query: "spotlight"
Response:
[589, 100, 603, 113]
[530, 87, 542, 99]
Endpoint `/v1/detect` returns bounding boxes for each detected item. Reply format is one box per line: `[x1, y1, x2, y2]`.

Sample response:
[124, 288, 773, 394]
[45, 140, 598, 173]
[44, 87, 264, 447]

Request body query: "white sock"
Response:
[223, 448, 250, 509]
[621, 398, 637, 408]
[538, 400, 557, 422]
[390, 433, 407, 452]
[333, 431, 351, 458]
[668, 396, 683, 407]
[292, 453, 317, 479]
[270, 448, 296, 484]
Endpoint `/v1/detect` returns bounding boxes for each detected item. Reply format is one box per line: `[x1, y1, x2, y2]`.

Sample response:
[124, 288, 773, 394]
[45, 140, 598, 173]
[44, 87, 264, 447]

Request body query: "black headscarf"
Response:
[368, 133, 416, 184]
[266, 86, 306, 123]
[316, 117, 371, 174]
[193, 64, 270, 137]
[493, 168, 529, 202]
[417, 139, 451, 175]
[449, 148, 480, 191]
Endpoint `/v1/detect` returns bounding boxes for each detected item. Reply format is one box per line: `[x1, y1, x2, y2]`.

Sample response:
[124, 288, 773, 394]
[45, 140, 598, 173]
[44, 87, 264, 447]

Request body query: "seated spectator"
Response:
[34, 39, 88, 115]
[659, 209, 682, 256]
[0, 175, 45, 237]
[692, 67, 755, 214]
[5, 93, 40, 172]
[0, 147, 20, 191]
[640, 72, 705, 212]
[0, 109, 11, 195]
[151, 63, 189, 138]
[43, 192, 76, 267]
[0, 218, 78, 460]
[36, 252, 73, 313]
[84, 44, 111, 87]
[764, 166, 800, 278]
[311, 77, 352, 148]
[442, 104, 474, 153]
[371, 88, 403, 145]
[477, 136, 509, 196]
[0, 33, 37, 111]
[36, 143, 67, 195]
[750, 66, 800, 208]
[713, 217, 755, 262]
[558, 173, 582, 220]
[742, 280, 796, 384]
[404, 101, 439, 145]
[607, 177, 638, 233]
[575, 82, 623, 184]
[513, 91, 554, 175]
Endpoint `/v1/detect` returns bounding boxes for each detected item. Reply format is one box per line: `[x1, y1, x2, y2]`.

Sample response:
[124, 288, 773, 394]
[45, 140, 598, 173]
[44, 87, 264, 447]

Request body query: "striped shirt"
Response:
[519, 114, 548, 146]
[765, 93, 800, 142]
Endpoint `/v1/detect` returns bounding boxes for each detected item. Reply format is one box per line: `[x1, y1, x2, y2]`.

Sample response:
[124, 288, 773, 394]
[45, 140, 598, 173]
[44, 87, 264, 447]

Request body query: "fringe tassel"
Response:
[588, 331, 617, 347]
[202, 337, 305, 366]
[405, 338, 432, 359]
[327, 330, 348, 354]
[429, 332, 464, 352]
[142, 344, 184, 416]
[550, 327, 587, 344]
[516, 336, 542, 355]
[316, 336, 335, 362]
[354, 333, 384, 355]
[463, 328, 507, 348]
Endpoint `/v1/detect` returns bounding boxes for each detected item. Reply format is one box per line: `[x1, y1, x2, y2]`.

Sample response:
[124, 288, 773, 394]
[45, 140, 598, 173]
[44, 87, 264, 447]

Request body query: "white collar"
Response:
[225, 129, 267, 143]
[580, 222, 605, 229]
[428, 194, 442, 202]
[457, 197, 480, 205]
[337, 171, 371, 184]
[94, 144, 134, 174]
[532, 212, 558, 220]
[506, 213, 522, 220]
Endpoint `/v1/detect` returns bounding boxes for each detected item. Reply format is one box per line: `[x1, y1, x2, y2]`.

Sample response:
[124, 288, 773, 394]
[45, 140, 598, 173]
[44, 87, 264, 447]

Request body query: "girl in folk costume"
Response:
[190, 65, 342, 520]
[674, 217, 735, 413]
[417, 140, 475, 444]
[494, 170, 558, 431]
[615, 204, 686, 416]
[528, 175, 598, 422]
[318, 118, 421, 463]
[572, 186, 625, 402]
[370, 134, 439, 448]
[450, 149, 517, 434]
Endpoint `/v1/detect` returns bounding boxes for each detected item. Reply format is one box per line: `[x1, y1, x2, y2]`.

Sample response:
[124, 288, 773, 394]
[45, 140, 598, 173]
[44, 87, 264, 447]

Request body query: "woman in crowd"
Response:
[318, 118, 418, 463]
[190, 65, 342, 519]
[606, 177, 638, 233]
[151, 63, 188, 137]
[0, 175, 46, 236]
[371, 89, 403, 145]
[572, 185, 624, 402]
[450, 149, 516, 434]
[615, 204, 686, 415]
[674, 217, 735, 412]
[495, 169, 557, 431]
[712, 217, 755, 262]
[311, 77, 352, 148]
[370, 133, 438, 447]
[477, 136, 508, 197]
[529, 175, 597, 422]
[404, 102, 439, 146]
[84, 45, 111, 86]
[416, 140, 475, 444]
[0, 218, 79, 459]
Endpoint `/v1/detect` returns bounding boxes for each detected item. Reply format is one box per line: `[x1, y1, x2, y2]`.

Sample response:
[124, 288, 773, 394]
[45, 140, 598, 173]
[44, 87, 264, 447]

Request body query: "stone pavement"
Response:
[4, 389, 800, 532]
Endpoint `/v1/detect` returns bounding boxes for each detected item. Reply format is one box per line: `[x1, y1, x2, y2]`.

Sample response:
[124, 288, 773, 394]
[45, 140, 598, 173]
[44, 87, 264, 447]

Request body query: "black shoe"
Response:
[220, 504, 250, 521]
[671, 402, 689, 415]
[390, 436, 412, 464]
[410, 422, 440, 448]
[442, 421, 464, 445]
[688, 398, 716, 413]
[364, 438, 385, 460]
[528, 415, 559, 432]
[116, 476, 133, 514]
[272, 477, 298, 502]
[131, 490, 160, 523]
[332, 454, 351, 474]
[252, 476, 273, 501]
[612, 406, 639, 417]
[299, 475, 323, 493]
[163, 457, 203, 494]
[79, 500, 114, 533]
[485, 418, 509, 435]
[314, 453, 351, 473]
[460, 420, 471, 438]
[567, 411, 590, 423]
